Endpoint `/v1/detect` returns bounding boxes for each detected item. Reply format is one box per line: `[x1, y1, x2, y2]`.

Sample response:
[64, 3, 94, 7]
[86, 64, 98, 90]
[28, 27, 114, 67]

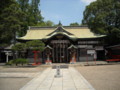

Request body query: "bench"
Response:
[106, 59, 120, 63]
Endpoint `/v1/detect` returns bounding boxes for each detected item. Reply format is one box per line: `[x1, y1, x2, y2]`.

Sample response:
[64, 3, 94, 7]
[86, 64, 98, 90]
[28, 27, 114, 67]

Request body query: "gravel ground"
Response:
[0, 66, 46, 90]
[75, 64, 120, 90]
[0, 78, 31, 90]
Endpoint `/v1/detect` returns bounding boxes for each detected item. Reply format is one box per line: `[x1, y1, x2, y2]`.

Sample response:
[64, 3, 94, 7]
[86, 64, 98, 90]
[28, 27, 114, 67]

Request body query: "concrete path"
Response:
[20, 67, 95, 90]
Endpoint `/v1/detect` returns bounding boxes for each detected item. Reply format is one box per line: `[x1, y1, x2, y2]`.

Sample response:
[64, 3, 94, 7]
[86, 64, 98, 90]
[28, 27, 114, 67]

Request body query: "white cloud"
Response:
[81, 0, 96, 5]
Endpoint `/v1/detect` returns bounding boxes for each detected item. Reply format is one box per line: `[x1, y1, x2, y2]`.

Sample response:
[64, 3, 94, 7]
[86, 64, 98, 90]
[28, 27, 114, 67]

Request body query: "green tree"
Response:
[16, 0, 29, 37]
[106, 28, 120, 45]
[37, 20, 54, 26]
[12, 43, 26, 58]
[16, 0, 44, 36]
[26, 40, 45, 51]
[0, 0, 54, 47]
[45, 20, 54, 26]
[82, 0, 120, 45]
[26, 40, 45, 64]
[0, 0, 24, 45]
[29, 0, 43, 25]
[70, 22, 79, 26]
[17, 0, 29, 12]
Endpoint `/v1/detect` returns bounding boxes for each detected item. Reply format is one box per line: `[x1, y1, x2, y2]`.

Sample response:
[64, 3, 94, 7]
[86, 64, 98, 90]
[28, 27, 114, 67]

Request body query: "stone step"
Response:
[52, 65, 69, 69]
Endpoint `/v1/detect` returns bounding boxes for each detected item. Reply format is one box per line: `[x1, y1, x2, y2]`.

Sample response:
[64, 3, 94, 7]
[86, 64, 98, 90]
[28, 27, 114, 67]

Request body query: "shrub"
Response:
[13, 59, 20, 66]
[6, 60, 14, 65]
[16, 58, 28, 66]
[20, 58, 28, 66]
[6, 58, 28, 66]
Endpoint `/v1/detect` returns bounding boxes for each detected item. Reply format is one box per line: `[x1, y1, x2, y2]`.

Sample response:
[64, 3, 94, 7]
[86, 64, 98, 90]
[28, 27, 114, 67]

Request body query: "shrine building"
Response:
[18, 25, 105, 63]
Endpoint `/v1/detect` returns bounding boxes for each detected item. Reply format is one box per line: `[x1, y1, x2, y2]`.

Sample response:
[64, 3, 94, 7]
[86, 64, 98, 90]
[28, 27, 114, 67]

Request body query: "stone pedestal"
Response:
[54, 66, 62, 78]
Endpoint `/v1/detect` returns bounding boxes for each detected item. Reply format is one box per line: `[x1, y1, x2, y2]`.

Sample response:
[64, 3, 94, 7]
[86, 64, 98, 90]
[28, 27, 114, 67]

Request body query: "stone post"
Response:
[5, 51, 11, 63]
[54, 65, 62, 77]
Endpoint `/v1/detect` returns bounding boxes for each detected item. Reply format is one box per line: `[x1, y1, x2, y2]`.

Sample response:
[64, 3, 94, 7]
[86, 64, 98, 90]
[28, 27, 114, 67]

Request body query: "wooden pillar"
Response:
[67, 44, 68, 62]
[53, 43, 54, 63]
[94, 50, 97, 65]
[78, 48, 80, 61]
[60, 42, 61, 63]
[62, 42, 65, 62]
[42, 51, 44, 63]
[86, 48, 88, 65]
[0, 50, 1, 62]
[58, 43, 59, 63]
[55, 43, 57, 63]
[55, 43, 57, 62]
[56, 43, 58, 63]
[77, 47, 79, 62]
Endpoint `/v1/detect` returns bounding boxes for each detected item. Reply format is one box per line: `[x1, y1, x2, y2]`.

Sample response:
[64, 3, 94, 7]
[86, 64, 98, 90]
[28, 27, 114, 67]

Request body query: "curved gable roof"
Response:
[18, 26, 105, 40]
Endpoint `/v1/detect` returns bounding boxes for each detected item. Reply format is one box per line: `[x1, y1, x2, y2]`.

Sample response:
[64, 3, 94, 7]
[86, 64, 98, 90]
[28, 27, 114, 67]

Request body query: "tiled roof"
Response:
[18, 26, 105, 40]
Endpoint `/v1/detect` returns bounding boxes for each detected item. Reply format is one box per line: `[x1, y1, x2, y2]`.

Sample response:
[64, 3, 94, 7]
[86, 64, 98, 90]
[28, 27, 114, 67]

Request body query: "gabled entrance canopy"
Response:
[68, 44, 77, 49]
[43, 26, 77, 41]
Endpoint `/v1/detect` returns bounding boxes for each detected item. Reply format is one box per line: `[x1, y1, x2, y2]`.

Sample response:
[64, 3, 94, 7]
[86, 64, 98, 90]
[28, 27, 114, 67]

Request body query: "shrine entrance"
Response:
[51, 40, 70, 63]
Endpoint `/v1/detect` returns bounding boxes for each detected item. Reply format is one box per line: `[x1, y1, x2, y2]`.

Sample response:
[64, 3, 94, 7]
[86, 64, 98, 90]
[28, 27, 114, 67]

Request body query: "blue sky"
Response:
[40, 0, 96, 26]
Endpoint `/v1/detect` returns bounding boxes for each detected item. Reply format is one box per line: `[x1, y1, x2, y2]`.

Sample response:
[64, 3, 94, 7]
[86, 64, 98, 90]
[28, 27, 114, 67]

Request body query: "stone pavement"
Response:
[0, 72, 39, 78]
[20, 67, 95, 90]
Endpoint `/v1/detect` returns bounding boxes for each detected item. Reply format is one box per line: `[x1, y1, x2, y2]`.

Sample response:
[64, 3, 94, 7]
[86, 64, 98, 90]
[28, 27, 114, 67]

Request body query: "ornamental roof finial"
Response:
[58, 21, 62, 26]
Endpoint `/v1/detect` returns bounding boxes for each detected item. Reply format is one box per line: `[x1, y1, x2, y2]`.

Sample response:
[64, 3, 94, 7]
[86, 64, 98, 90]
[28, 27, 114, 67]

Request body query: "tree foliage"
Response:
[12, 40, 45, 58]
[70, 22, 79, 26]
[0, 0, 22, 45]
[16, 0, 29, 37]
[12, 43, 26, 58]
[30, 0, 43, 25]
[12, 43, 26, 51]
[0, 0, 49, 46]
[37, 20, 54, 26]
[16, 0, 44, 36]
[82, 0, 120, 45]
[106, 28, 120, 45]
[26, 40, 45, 51]
[6, 58, 28, 66]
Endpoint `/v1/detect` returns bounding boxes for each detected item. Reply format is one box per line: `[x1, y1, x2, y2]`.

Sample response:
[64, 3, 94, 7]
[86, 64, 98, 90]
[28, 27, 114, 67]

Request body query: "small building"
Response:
[17, 26, 105, 63]
[106, 44, 120, 59]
